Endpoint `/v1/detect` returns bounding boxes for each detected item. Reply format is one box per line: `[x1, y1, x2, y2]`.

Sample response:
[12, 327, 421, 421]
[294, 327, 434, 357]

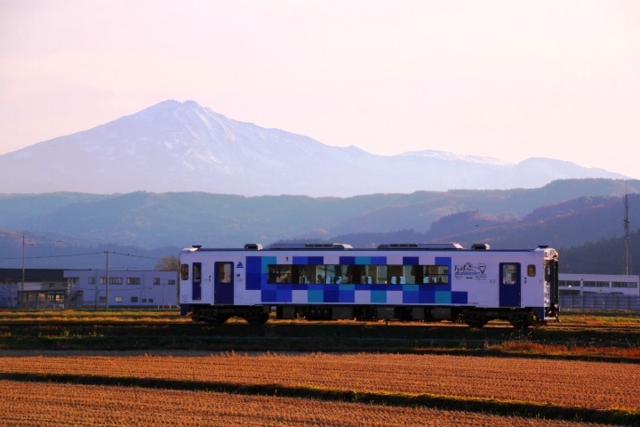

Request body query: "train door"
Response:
[192, 262, 202, 301]
[546, 258, 559, 316]
[214, 261, 234, 304]
[499, 263, 521, 307]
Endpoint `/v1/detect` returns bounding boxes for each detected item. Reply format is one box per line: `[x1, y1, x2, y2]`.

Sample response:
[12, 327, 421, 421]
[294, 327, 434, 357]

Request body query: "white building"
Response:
[559, 273, 639, 297]
[64, 269, 178, 308]
[0, 268, 68, 308]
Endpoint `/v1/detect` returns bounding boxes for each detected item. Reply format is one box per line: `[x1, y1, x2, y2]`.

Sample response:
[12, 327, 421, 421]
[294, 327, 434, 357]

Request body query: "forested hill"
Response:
[280, 193, 640, 248]
[561, 229, 640, 274]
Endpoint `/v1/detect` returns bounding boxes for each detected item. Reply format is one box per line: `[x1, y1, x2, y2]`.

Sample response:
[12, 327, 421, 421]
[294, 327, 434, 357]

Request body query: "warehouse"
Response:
[64, 269, 178, 308]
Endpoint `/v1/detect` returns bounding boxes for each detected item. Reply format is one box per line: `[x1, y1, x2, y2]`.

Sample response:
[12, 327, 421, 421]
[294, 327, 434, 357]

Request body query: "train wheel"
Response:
[510, 321, 530, 330]
[466, 320, 486, 328]
[245, 312, 270, 325]
[463, 309, 486, 328]
[216, 315, 230, 325]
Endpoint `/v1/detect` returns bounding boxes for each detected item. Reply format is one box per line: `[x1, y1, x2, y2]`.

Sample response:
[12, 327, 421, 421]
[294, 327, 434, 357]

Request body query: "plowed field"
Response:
[1, 351, 638, 411]
[0, 380, 623, 427]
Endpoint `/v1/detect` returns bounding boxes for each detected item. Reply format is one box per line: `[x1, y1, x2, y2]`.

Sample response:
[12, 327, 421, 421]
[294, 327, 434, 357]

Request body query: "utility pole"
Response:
[624, 193, 631, 275]
[105, 251, 110, 310]
[21, 233, 25, 307]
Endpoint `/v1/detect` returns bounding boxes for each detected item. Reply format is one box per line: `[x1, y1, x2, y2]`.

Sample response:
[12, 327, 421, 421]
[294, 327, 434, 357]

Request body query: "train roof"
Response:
[183, 243, 557, 256]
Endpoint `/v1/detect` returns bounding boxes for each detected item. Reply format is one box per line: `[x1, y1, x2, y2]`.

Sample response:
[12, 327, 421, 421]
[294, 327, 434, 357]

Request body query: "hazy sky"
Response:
[2, 1, 639, 178]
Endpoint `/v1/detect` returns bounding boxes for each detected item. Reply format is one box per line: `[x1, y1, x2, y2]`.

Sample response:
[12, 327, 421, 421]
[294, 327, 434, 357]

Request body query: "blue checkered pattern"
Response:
[246, 255, 467, 305]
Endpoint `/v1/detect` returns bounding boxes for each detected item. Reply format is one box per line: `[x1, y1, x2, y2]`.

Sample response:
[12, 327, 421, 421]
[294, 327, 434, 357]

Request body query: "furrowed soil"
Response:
[1, 351, 638, 426]
[0, 380, 617, 427]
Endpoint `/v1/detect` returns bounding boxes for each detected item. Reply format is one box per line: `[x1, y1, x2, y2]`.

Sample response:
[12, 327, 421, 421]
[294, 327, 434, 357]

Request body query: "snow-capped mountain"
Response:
[0, 100, 626, 196]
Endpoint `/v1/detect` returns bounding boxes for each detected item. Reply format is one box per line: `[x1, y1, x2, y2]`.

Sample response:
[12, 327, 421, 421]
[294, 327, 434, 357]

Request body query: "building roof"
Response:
[0, 268, 66, 283]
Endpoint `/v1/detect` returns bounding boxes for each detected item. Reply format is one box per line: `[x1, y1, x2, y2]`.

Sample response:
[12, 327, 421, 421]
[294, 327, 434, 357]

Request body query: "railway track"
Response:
[1, 320, 639, 356]
[545, 322, 640, 331]
[0, 321, 186, 327]
[1, 319, 639, 331]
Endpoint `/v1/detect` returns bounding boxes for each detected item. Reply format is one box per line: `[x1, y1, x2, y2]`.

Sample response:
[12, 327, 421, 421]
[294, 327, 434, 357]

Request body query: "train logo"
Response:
[454, 262, 487, 280]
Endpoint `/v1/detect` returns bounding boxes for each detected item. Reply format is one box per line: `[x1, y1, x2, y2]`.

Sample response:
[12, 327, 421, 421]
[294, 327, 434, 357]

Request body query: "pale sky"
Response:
[2, 1, 639, 178]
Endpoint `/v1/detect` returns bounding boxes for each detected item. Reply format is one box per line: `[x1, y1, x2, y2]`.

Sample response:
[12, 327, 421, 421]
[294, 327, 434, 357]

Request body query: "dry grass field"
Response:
[1, 310, 639, 425]
[0, 380, 627, 427]
[1, 350, 639, 426]
[1, 351, 638, 412]
[0, 309, 185, 322]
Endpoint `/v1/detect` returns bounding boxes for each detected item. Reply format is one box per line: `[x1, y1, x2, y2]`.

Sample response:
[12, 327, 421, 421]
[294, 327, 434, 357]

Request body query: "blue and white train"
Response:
[179, 242, 560, 328]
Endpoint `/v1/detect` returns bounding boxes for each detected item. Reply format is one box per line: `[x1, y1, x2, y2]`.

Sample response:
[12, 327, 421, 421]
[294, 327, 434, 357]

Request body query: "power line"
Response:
[110, 251, 163, 260]
[0, 251, 163, 261]
[0, 252, 102, 260]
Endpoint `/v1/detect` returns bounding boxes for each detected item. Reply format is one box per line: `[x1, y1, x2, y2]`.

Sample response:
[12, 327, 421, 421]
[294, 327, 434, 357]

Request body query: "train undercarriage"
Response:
[189, 304, 548, 328]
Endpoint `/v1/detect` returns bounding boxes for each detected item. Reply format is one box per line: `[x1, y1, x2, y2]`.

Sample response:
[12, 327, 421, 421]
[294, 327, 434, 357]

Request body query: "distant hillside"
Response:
[561, 229, 640, 275]
[0, 229, 179, 270]
[322, 179, 640, 236]
[295, 226, 640, 275]
[423, 194, 640, 249]
[0, 179, 639, 271]
[0, 179, 638, 251]
[275, 193, 640, 267]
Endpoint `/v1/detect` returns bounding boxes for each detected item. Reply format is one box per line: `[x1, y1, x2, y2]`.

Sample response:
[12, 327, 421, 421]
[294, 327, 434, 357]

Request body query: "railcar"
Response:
[179, 242, 559, 328]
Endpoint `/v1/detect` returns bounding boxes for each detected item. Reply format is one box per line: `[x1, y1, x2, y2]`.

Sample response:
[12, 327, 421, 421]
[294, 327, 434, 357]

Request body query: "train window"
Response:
[273, 265, 291, 283]
[361, 265, 375, 284]
[309, 265, 332, 284]
[437, 265, 449, 284]
[312, 265, 326, 284]
[265, 262, 449, 285]
[180, 264, 189, 280]
[375, 265, 387, 284]
[545, 262, 552, 281]
[309, 266, 318, 283]
[342, 265, 364, 284]
[312, 265, 323, 283]
[502, 264, 517, 285]
[293, 265, 307, 284]
[420, 265, 448, 285]
[527, 265, 536, 277]
[193, 264, 201, 283]
[387, 265, 403, 284]
[216, 262, 232, 283]
[402, 266, 416, 284]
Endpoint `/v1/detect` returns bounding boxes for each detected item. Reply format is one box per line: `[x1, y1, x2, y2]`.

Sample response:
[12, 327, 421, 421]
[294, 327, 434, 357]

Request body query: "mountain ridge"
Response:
[0, 100, 626, 196]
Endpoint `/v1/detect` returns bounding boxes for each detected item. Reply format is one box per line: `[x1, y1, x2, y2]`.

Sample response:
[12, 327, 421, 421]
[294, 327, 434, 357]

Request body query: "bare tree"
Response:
[155, 255, 180, 271]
